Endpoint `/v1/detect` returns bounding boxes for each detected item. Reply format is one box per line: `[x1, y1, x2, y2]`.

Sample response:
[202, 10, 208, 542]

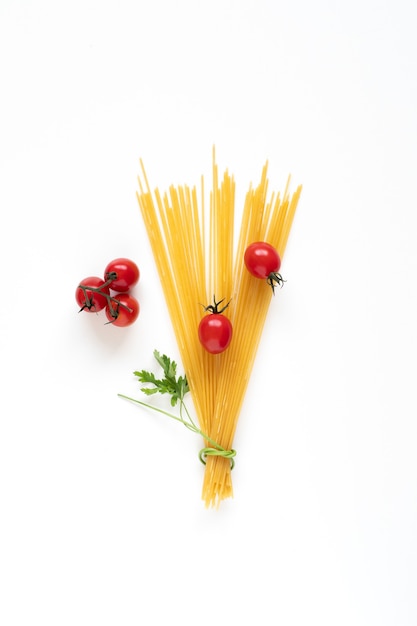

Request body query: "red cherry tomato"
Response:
[105, 293, 140, 327]
[244, 242, 281, 278]
[198, 314, 233, 354]
[76, 277, 110, 312]
[104, 258, 140, 292]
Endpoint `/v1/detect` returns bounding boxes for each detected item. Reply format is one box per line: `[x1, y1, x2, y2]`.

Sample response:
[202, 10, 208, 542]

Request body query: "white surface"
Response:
[1, 1, 416, 624]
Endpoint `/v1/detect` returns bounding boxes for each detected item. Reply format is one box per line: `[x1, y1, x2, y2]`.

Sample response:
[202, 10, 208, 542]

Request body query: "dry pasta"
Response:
[137, 149, 302, 507]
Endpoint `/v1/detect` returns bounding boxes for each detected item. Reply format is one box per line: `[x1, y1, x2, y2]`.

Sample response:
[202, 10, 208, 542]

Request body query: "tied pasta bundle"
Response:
[136, 150, 302, 507]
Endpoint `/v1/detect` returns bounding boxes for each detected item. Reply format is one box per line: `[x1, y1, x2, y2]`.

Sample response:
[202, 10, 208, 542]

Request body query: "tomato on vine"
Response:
[76, 277, 110, 312]
[244, 241, 285, 293]
[198, 296, 233, 354]
[104, 258, 140, 292]
[105, 293, 140, 327]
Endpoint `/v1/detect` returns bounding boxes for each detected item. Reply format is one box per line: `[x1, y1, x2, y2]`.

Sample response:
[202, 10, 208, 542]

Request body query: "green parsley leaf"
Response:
[133, 349, 189, 407]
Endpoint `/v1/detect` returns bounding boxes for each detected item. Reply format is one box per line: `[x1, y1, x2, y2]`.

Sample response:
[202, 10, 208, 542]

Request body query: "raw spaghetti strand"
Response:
[136, 154, 302, 507]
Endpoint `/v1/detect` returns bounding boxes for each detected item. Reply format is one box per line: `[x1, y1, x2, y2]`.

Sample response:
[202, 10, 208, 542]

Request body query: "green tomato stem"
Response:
[78, 284, 132, 313]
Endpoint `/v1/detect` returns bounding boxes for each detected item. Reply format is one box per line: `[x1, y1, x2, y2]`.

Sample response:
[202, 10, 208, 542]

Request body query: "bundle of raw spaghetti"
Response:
[137, 150, 302, 507]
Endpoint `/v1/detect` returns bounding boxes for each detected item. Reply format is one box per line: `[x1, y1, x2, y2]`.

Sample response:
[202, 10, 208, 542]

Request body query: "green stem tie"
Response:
[199, 447, 236, 469]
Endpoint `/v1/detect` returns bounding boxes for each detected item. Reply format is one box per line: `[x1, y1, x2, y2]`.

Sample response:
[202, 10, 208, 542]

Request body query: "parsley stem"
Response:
[117, 393, 228, 453]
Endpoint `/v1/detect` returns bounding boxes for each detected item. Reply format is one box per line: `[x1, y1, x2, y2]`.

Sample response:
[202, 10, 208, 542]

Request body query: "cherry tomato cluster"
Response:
[198, 241, 284, 355]
[76, 258, 140, 327]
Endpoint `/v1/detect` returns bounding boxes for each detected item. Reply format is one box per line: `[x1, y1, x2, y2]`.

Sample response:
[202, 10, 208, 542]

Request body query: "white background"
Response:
[1, 1, 416, 624]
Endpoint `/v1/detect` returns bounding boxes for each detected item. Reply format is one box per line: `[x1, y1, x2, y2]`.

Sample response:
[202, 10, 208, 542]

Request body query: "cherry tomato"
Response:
[105, 293, 140, 327]
[76, 277, 110, 312]
[244, 241, 285, 292]
[244, 242, 281, 278]
[198, 314, 233, 354]
[104, 258, 140, 292]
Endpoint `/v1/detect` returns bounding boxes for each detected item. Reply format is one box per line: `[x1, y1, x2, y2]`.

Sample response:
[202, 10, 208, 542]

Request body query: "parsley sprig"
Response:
[134, 350, 189, 407]
[118, 350, 236, 467]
